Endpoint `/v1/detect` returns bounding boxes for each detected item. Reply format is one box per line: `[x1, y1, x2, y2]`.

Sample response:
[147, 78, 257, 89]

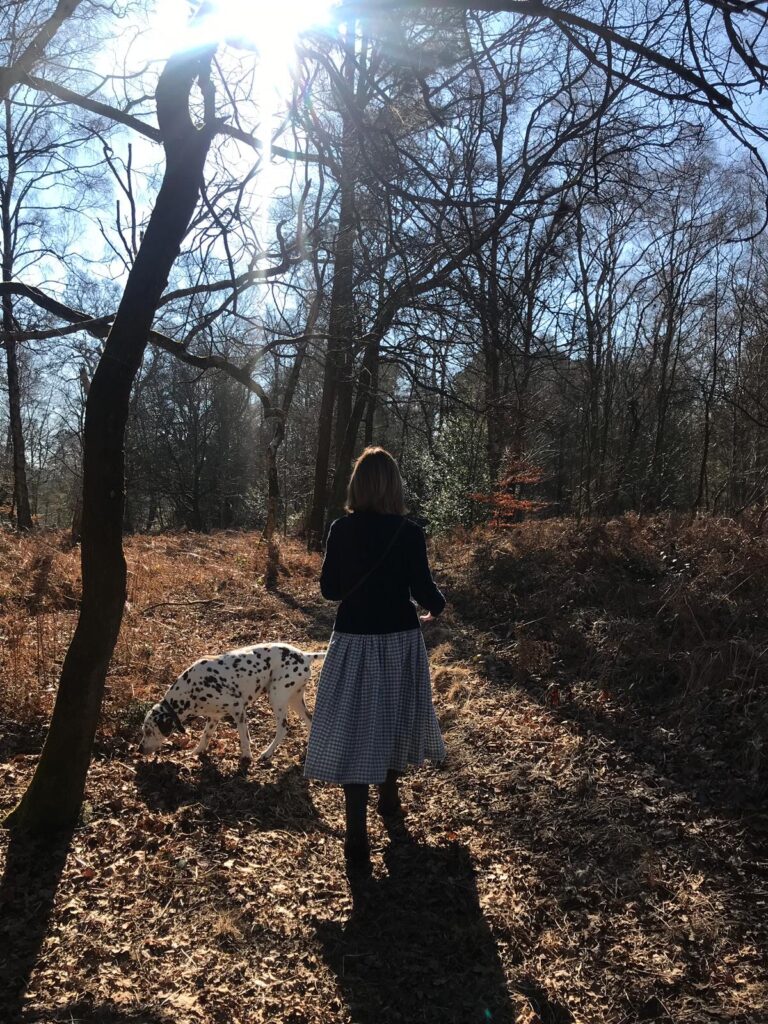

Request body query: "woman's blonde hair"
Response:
[346, 447, 405, 515]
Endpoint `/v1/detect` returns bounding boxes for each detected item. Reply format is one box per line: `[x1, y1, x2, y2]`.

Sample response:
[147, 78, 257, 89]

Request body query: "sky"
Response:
[78, 0, 339, 288]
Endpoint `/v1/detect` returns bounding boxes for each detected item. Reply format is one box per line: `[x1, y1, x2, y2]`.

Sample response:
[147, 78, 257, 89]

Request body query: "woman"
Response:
[304, 447, 446, 875]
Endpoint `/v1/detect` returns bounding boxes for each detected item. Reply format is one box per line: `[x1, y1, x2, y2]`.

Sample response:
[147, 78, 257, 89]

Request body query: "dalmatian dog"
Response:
[138, 643, 325, 762]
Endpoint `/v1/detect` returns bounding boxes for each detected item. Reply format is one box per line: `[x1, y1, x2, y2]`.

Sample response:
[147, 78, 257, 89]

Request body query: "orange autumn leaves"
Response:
[469, 458, 550, 526]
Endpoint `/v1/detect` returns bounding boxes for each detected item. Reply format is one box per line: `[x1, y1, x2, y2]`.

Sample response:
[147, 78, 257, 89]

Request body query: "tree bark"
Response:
[264, 326, 313, 520]
[306, 35, 358, 549]
[306, 147, 357, 545]
[2, 323, 33, 531]
[328, 331, 383, 516]
[484, 341, 504, 486]
[2, 97, 33, 531]
[4, 46, 215, 835]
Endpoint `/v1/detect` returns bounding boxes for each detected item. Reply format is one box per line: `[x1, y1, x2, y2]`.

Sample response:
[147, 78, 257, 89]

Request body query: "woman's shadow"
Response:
[314, 822, 516, 1024]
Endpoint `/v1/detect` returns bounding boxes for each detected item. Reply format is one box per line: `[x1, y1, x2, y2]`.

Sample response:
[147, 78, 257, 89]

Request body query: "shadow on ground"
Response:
[437, 616, 767, 825]
[314, 828, 521, 1024]
[22, 1006, 169, 1023]
[134, 758, 333, 833]
[0, 829, 73, 1022]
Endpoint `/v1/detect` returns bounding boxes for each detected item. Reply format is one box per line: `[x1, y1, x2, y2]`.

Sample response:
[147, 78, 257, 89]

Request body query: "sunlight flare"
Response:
[141, 1, 336, 239]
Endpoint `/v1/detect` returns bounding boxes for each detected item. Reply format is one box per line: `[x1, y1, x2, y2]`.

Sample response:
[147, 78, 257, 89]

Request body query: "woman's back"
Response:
[320, 511, 445, 634]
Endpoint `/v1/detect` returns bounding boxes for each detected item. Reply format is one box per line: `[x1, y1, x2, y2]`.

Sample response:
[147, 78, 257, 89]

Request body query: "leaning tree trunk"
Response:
[4, 47, 215, 835]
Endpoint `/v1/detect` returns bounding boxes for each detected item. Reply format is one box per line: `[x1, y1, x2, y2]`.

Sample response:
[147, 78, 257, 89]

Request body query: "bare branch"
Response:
[0, 280, 282, 417]
[0, 0, 84, 100]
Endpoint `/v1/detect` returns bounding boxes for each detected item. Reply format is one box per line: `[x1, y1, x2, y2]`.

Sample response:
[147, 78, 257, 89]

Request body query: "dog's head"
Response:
[138, 700, 186, 754]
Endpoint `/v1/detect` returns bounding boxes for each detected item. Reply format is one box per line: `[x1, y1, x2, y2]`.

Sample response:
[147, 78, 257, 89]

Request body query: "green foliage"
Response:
[409, 414, 490, 532]
[114, 698, 154, 734]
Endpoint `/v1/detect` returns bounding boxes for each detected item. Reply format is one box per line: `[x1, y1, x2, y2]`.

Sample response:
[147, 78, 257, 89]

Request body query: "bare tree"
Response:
[4, 32, 221, 831]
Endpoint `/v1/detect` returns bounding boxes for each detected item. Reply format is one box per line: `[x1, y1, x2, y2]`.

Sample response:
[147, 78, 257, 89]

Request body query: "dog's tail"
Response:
[304, 650, 327, 664]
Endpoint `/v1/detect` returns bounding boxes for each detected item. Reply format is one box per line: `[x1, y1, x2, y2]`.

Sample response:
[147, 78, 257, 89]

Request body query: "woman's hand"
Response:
[419, 612, 435, 623]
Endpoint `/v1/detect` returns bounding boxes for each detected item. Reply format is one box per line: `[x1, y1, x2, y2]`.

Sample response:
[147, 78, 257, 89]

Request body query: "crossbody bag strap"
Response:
[341, 518, 407, 602]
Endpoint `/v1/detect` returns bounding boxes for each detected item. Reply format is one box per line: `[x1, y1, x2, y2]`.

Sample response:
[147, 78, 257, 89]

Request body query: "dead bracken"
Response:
[1, 518, 766, 1023]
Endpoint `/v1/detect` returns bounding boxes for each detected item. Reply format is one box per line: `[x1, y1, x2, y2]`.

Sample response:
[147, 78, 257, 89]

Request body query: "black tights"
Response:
[343, 770, 400, 852]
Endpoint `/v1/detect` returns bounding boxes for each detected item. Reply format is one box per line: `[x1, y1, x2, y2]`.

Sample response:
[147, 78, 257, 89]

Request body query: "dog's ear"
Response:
[158, 715, 174, 737]
[159, 700, 186, 734]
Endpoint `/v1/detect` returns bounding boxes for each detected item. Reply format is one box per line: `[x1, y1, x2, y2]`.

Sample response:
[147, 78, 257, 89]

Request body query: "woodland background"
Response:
[3, 3, 768, 540]
[1, 2, 768, 1023]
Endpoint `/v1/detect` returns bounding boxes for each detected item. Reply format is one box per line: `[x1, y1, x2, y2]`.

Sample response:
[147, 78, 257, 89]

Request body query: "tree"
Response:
[4, 35, 219, 832]
[0, 1, 102, 529]
[345, 2, 768, 144]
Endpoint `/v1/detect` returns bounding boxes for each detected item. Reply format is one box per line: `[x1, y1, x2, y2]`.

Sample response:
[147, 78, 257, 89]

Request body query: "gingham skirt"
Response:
[304, 628, 445, 784]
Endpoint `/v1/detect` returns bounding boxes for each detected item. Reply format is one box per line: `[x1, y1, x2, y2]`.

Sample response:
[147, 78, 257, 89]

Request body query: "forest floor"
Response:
[0, 518, 766, 1024]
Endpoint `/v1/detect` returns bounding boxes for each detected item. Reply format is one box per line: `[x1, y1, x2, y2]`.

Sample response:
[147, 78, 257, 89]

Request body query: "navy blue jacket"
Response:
[320, 511, 446, 634]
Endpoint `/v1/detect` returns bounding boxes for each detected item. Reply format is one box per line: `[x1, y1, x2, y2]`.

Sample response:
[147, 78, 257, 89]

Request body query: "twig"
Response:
[140, 598, 224, 616]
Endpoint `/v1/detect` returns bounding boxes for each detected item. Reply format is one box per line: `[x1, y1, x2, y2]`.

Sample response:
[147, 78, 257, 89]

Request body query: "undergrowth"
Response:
[435, 512, 768, 799]
[1, 514, 766, 794]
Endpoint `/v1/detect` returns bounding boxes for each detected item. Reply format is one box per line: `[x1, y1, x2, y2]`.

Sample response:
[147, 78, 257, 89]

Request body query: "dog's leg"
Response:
[258, 686, 289, 760]
[235, 708, 253, 762]
[289, 689, 312, 733]
[192, 719, 218, 755]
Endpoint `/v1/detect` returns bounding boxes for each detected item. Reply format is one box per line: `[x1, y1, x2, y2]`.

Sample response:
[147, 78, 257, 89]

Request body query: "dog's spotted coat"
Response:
[139, 643, 325, 761]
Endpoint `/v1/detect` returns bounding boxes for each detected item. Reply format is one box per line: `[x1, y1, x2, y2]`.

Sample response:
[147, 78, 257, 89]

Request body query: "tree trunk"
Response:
[306, 339, 339, 550]
[363, 345, 379, 444]
[307, 37, 357, 549]
[264, 433, 282, 590]
[4, 47, 215, 835]
[263, 335, 311, 584]
[2, 329, 33, 531]
[328, 332, 384, 517]
[484, 340, 503, 486]
[2, 97, 33, 531]
[306, 148, 357, 546]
